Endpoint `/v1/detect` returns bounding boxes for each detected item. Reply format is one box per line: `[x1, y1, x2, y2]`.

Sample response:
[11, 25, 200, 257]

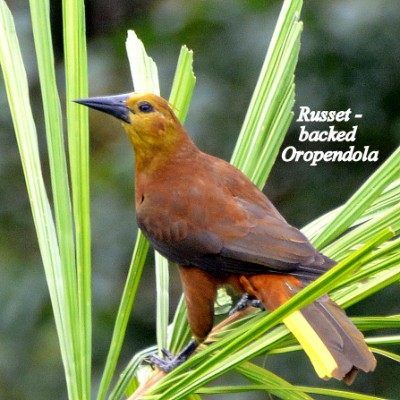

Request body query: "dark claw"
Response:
[161, 348, 175, 360]
[147, 339, 200, 373]
[148, 353, 183, 373]
[229, 293, 264, 315]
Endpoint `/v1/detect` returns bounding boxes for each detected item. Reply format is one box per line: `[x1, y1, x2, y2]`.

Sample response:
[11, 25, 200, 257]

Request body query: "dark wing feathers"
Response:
[221, 214, 319, 266]
[140, 192, 334, 279]
[214, 197, 335, 278]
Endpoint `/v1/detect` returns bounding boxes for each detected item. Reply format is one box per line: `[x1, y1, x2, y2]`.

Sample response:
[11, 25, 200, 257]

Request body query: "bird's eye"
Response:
[138, 101, 155, 113]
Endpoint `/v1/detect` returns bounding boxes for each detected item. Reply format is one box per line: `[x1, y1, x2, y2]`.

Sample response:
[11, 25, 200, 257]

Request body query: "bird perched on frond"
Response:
[76, 92, 376, 384]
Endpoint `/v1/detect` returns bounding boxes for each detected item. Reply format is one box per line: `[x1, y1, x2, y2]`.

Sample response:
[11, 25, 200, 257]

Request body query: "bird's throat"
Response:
[131, 134, 198, 175]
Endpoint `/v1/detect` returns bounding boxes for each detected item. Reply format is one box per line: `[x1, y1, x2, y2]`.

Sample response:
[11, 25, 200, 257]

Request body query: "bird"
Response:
[75, 92, 376, 384]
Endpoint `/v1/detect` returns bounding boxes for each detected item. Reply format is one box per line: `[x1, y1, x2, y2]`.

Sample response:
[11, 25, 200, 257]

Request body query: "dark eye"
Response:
[138, 101, 155, 113]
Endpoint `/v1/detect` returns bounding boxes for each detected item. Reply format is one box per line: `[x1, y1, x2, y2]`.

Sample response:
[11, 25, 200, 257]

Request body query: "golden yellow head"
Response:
[123, 93, 183, 148]
[75, 92, 193, 170]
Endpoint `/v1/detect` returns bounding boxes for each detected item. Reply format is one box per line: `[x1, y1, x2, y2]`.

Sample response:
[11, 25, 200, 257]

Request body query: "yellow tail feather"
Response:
[283, 311, 338, 380]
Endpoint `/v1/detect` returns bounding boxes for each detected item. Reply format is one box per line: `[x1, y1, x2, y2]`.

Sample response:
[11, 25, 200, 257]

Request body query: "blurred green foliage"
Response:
[0, 1, 399, 399]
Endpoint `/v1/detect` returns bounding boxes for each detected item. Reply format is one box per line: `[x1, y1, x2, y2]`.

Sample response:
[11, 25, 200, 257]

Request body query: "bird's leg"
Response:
[229, 293, 264, 315]
[149, 266, 215, 372]
[148, 338, 200, 373]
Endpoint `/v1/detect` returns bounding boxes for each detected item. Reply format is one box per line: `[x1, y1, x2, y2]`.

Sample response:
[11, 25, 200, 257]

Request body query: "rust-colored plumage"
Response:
[76, 92, 376, 383]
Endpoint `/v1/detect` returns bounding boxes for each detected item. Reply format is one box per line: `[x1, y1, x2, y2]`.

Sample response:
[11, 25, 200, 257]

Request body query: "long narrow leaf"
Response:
[29, 0, 76, 280]
[236, 362, 313, 400]
[29, 0, 83, 397]
[197, 385, 388, 400]
[155, 252, 170, 353]
[169, 45, 196, 123]
[0, 2, 79, 398]
[96, 232, 150, 400]
[63, 0, 91, 398]
[126, 30, 160, 95]
[312, 147, 400, 249]
[231, 0, 302, 188]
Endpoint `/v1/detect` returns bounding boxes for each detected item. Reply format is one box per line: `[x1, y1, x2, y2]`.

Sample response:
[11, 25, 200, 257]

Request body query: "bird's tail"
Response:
[241, 274, 377, 384]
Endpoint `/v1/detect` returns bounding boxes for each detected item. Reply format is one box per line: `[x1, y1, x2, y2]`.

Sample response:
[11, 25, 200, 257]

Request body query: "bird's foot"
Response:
[149, 350, 184, 373]
[229, 293, 264, 315]
[148, 339, 199, 373]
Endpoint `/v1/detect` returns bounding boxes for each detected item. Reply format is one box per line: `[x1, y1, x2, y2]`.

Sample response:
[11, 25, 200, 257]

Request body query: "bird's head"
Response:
[75, 92, 193, 169]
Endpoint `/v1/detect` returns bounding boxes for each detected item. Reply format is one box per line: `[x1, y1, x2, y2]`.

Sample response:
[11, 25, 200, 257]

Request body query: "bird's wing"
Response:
[138, 187, 333, 278]
[214, 197, 333, 276]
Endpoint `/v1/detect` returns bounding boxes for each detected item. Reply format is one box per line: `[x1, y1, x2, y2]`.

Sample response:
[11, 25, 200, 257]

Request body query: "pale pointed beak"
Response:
[74, 93, 132, 123]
